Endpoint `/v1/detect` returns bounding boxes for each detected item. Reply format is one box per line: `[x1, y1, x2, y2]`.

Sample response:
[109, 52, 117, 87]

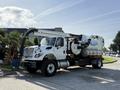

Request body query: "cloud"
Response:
[34, 0, 86, 19]
[73, 10, 120, 24]
[0, 6, 37, 28]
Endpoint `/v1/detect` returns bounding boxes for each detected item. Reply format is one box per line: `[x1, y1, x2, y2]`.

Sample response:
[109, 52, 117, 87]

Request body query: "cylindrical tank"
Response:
[69, 34, 104, 56]
[87, 35, 104, 50]
[57, 60, 70, 68]
[82, 35, 104, 56]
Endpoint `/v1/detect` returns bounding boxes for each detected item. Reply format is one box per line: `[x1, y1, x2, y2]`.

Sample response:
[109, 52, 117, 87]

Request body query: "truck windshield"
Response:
[40, 37, 56, 46]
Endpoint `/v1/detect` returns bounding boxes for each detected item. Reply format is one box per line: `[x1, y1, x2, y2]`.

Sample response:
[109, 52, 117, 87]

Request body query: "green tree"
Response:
[25, 38, 34, 46]
[8, 31, 20, 48]
[109, 44, 117, 52]
[110, 31, 120, 53]
[0, 29, 35, 64]
[102, 47, 108, 52]
[34, 37, 38, 45]
[4, 31, 21, 64]
[0, 29, 5, 37]
[0, 30, 9, 64]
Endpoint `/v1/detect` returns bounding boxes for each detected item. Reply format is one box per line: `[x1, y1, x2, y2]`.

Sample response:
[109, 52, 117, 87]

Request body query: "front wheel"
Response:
[92, 59, 103, 69]
[41, 60, 57, 77]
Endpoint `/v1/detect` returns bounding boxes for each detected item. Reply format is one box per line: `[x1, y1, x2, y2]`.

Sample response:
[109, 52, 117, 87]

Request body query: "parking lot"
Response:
[0, 60, 120, 90]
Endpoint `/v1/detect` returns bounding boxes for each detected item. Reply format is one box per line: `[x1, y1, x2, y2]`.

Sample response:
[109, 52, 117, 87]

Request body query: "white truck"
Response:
[22, 28, 104, 76]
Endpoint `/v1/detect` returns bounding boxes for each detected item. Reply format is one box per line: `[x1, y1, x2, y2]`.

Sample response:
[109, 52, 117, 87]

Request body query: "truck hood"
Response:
[34, 45, 52, 53]
[24, 45, 52, 58]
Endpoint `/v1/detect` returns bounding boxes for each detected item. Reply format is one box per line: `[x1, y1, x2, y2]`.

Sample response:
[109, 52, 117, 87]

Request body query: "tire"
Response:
[92, 59, 103, 69]
[41, 60, 57, 77]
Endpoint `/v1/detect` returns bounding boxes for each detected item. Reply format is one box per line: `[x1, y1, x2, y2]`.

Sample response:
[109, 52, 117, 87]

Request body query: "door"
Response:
[54, 37, 66, 60]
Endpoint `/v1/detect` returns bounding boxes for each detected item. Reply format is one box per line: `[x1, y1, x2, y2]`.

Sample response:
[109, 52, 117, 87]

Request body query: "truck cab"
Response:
[23, 36, 67, 61]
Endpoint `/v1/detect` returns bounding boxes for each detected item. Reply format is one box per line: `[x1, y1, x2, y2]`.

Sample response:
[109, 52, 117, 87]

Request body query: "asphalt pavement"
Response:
[0, 59, 120, 90]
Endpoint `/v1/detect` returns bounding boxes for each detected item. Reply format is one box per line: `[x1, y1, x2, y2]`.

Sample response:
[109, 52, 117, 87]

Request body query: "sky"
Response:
[0, 0, 120, 48]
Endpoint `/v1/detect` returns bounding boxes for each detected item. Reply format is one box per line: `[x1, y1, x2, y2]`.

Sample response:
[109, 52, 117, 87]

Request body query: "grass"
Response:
[103, 56, 117, 64]
[0, 64, 12, 71]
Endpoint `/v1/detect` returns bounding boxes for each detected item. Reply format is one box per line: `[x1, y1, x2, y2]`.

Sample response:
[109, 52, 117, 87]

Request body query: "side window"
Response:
[55, 37, 64, 47]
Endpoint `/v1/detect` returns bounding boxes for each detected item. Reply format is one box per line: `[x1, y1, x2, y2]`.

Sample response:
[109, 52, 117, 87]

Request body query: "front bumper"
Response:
[22, 60, 42, 69]
[22, 60, 36, 68]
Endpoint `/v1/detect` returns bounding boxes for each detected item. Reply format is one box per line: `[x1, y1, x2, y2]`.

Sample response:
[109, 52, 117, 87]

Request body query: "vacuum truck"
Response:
[22, 28, 104, 76]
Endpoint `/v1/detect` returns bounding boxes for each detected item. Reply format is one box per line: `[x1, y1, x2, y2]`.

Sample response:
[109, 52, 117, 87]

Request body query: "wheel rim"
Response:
[47, 63, 55, 74]
[98, 60, 101, 67]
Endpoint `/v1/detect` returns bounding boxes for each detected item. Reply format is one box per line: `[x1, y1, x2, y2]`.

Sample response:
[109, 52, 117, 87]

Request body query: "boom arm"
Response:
[34, 28, 70, 37]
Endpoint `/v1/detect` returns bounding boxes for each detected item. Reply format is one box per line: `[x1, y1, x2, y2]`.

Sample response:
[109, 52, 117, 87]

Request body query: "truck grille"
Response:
[24, 48, 34, 58]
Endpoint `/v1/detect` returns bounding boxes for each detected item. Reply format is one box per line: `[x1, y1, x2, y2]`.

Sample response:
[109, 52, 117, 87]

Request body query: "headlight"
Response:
[34, 53, 43, 58]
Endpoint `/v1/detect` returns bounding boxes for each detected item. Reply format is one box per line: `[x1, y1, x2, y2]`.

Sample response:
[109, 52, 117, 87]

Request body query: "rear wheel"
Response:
[92, 59, 103, 69]
[41, 60, 57, 77]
